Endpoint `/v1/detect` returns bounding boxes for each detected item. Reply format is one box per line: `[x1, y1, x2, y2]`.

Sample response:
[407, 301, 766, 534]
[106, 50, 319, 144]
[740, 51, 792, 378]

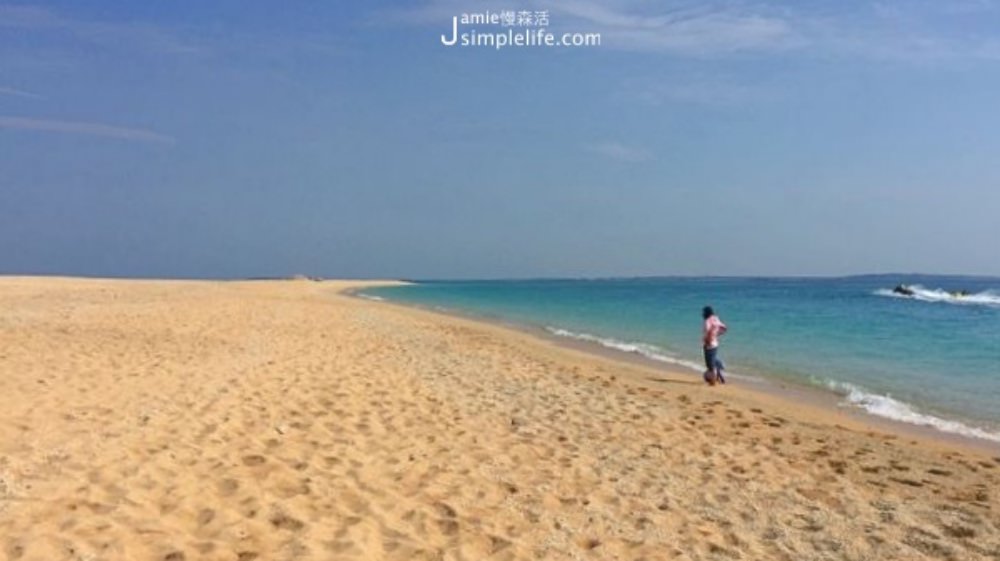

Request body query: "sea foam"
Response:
[544, 326, 705, 372]
[827, 381, 1000, 443]
[546, 326, 1000, 443]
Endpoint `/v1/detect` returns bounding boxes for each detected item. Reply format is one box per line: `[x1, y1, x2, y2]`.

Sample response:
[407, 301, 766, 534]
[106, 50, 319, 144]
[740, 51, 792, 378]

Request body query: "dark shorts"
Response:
[704, 347, 724, 372]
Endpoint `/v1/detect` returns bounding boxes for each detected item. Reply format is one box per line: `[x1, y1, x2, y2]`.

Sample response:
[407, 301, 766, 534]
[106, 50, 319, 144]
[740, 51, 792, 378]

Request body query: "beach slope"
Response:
[0, 277, 997, 560]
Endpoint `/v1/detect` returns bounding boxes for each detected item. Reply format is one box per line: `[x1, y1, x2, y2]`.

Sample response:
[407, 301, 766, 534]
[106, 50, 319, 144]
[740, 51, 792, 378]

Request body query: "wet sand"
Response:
[1, 277, 997, 560]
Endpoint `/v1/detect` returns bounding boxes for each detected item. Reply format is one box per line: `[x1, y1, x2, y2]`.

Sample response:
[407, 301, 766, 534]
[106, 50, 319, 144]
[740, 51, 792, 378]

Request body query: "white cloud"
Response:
[0, 116, 174, 143]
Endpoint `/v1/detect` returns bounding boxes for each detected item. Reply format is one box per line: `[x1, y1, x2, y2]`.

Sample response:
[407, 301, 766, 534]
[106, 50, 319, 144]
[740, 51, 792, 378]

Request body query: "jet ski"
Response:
[892, 284, 915, 297]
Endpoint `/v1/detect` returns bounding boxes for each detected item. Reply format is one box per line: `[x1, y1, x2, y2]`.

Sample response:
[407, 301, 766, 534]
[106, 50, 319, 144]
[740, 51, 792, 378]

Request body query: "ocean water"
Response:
[361, 276, 1000, 443]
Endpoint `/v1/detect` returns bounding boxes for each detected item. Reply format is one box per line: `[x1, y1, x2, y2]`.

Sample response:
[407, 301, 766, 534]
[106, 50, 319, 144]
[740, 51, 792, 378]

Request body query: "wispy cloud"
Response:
[624, 77, 777, 107]
[0, 86, 42, 99]
[389, 0, 1000, 62]
[553, 1, 796, 55]
[587, 141, 650, 162]
[0, 4, 199, 55]
[383, 0, 797, 55]
[0, 116, 173, 144]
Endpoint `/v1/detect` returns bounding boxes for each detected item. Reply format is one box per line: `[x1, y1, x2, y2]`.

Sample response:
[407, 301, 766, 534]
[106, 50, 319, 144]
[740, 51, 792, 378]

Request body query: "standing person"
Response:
[702, 306, 728, 385]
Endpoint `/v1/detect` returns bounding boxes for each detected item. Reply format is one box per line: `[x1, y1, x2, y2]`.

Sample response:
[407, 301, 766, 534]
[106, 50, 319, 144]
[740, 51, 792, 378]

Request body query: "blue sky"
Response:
[2, 1, 999, 279]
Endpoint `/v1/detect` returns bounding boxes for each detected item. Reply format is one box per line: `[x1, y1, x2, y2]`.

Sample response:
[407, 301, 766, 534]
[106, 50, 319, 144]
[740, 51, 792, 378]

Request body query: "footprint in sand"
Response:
[433, 502, 458, 519]
[242, 455, 266, 466]
[218, 478, 239, 495]
[436, 518, 460, 536]
[5, 541, 25, 560]
[197, 508, 216, 526]
[269, 512, 305, 531]
[941, 524, 976, 539]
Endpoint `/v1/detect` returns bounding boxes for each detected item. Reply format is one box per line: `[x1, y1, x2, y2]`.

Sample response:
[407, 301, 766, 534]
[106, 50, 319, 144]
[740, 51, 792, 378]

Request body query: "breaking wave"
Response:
[547, 326, 1000, 443]
[827, 381, 1000, 443]
[544, 327, 705, 372]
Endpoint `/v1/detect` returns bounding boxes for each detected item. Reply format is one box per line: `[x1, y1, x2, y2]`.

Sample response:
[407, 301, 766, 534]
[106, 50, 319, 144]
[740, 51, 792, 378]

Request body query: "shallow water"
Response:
[364, 275, 1000, 442]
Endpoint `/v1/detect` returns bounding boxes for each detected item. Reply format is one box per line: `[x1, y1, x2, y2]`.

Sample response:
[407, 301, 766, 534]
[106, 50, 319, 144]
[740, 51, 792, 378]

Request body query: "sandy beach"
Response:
[0, 277, 997, 561]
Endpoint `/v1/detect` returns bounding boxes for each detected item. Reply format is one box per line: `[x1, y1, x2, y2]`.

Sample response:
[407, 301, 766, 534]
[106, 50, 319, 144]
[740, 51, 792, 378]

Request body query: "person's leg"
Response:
[715, 356, 726, 384]
[703, 347, 718, 385]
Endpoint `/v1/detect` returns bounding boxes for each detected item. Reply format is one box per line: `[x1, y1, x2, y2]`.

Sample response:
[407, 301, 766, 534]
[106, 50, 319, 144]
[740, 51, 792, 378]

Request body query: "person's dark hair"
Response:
[702, 306, 714, 319]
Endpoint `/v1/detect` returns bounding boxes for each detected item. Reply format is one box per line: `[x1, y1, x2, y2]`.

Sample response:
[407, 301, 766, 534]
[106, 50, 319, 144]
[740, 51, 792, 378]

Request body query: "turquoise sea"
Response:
[362, 275, 1000, 444]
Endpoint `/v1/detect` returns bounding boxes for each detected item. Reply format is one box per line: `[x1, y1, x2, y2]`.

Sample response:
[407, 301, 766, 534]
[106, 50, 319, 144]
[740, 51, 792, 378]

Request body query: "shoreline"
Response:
[348, 284, 1000, 455]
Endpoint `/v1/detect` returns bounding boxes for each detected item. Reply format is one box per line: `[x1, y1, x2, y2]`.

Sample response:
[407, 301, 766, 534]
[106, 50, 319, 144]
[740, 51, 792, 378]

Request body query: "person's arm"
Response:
[718, 319, 727, 336]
